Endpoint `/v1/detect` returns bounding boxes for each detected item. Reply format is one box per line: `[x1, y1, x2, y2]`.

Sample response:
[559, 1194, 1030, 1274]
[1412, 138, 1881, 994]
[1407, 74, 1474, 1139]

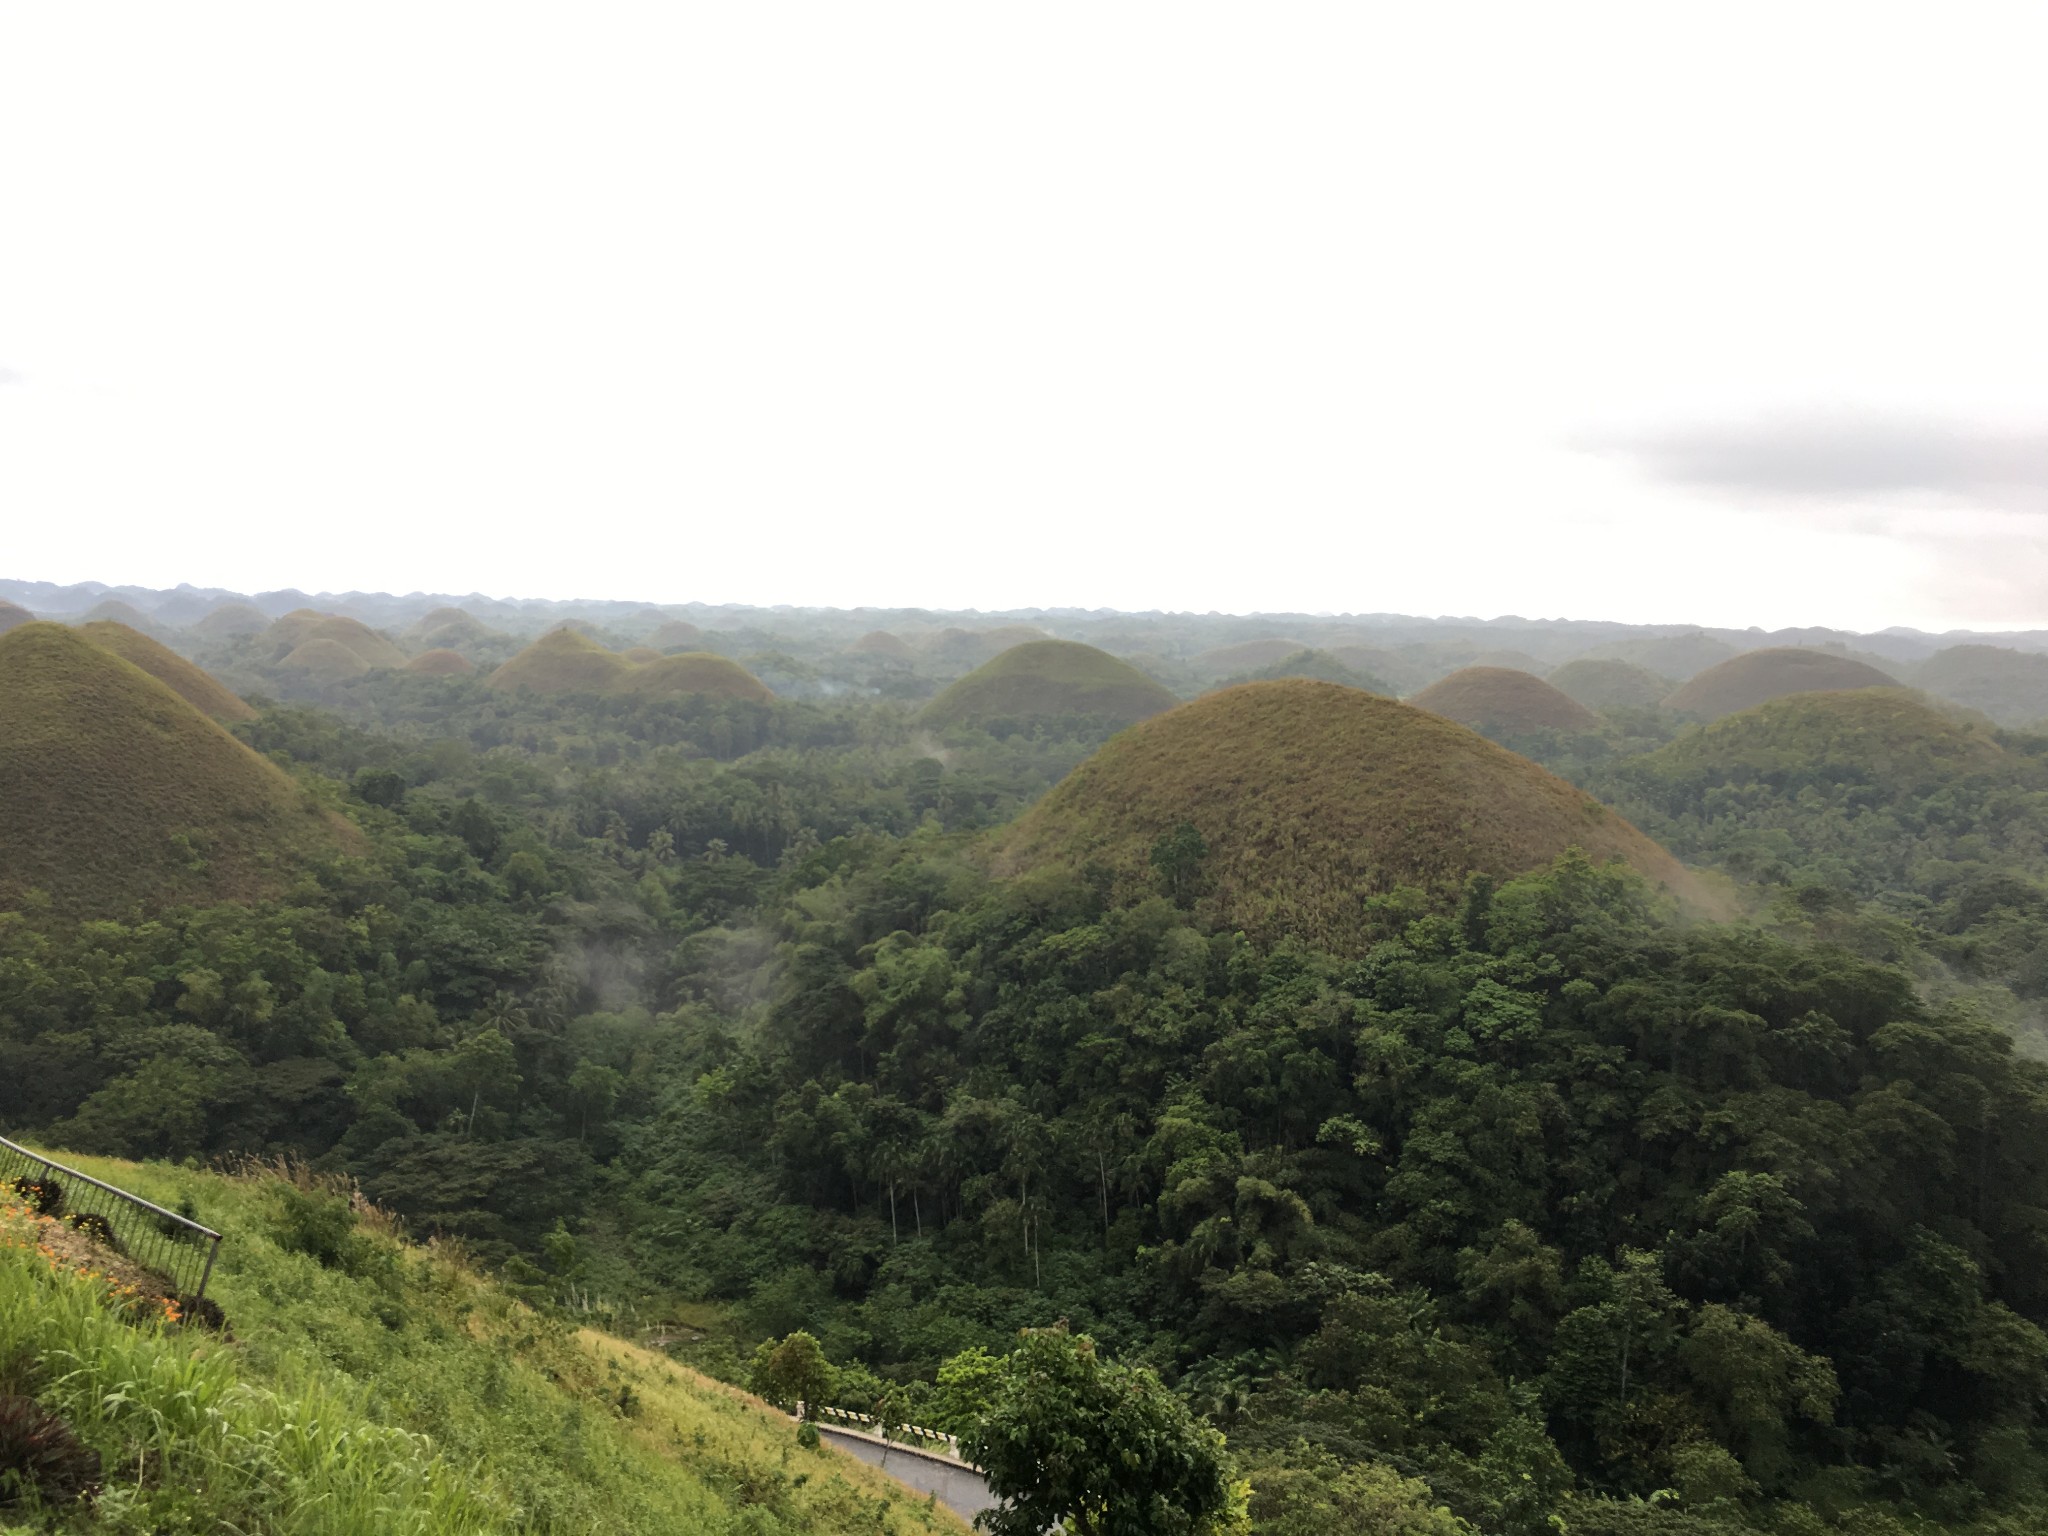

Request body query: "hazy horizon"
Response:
[5, 6, 2044, 629]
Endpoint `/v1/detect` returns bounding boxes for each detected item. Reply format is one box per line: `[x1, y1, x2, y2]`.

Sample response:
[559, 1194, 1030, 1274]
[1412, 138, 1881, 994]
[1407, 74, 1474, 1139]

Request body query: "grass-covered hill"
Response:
[77, 597, 163, 634]
[922, 640, 1177, 729]
[619, 652, 776, 703]
[1223, 647, 1392, 694]
[1911, 643, 2048, 726]
[488, 630, 774, 701]
[0, 1151, 968, 1535]
[848, 629, 916, 661]
[621, 645, 662, 664]
[487, 628, 634, 694]
[0, 597, 35, 633]
[0, 623, 347, 913]
[1665, 647, 1899, 718]
[408, 606, 499, 651]
[280, 637, 374, 680]
[1407, 666, 1597, 734]
[994, 678, 1697, 951]
[1606, 688, 2038, 909]
[263, 610, 408, 670]
[190, 600, 271, 639]
[1545, 657, 1671, 712]
[76, 621, 256, 722]
[403, 647, 475, 675]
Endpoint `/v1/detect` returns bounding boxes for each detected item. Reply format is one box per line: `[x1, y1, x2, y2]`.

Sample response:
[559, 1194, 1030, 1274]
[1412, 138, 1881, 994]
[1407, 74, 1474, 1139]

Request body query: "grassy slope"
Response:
[1546, 658, 1670, 712]
[281, 638, 373, 679]
[922, 640, 1176, 727]
[619, 653, 775, 703]
[995, 679, 1701, 952]
[191, 602, 271, 639]
[77, 621, 256, 722]
[1635, 687, 2009, 795]
[265, 611, 408, 669]
[1407, 666, 1597, 733]
[648, 620, 706, 652]
[1666, 648, 1899, 718]
[0, 1151, 969, 1535]
[0, 599, 34, 634]
[1912, 644, 2048, 726]
[486, 629, 634, 695]
[0, 624, 347, 913]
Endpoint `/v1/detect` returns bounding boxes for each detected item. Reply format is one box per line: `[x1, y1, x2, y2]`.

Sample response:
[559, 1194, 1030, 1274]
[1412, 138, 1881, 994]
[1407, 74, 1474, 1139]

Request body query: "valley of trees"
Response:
[11, 585, 2048, 1532]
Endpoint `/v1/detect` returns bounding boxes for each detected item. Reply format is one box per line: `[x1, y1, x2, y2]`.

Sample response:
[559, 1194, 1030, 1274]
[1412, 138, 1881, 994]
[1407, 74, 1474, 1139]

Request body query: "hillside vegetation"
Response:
[1192, 638, 1310, 674]
[403, 647, 475, 675]
[1546, 657, 1671, 712]
[0, 1151, 968, 1535]
[1913, 643, 2048, 726]
[191, 601, 270, 638]
[280, 637, 373, 679]
[1579, 630, 1739, 680]
[76, 620, 256, 722]
[0, 598, 36, 633]
[1408, 666, 1597, 734]
[264, 610, 408, 670]
[620, 653, 777, 703]
[922, 640, 1176, 729]
[1666, 647, 1899, 718]
[488, 630, 773, 701]
[0, 623, 345, 912]
[995, 679, 1697, 950]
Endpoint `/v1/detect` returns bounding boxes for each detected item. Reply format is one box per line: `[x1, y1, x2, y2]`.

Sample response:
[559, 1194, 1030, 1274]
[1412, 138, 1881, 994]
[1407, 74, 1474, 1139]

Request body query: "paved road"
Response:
[817, 1424, 998, 1525]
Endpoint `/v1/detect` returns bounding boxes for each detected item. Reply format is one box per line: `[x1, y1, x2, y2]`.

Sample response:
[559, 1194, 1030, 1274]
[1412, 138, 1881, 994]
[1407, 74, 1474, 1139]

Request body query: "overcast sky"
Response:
[3, 5, 2044, 630]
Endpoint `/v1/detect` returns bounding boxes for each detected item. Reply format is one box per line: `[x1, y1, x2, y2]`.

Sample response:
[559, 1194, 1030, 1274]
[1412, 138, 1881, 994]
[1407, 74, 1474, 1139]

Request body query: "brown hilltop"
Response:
[487, 629, 632, 694]
[1547, 658, 1671, 712]
[923, 641, 1177, 729]
[263, 610, 406, 670]
[1666, 648, 1899, 720]
[0, 624, 349, 914]
[192, 601, 271, 639]
[995, 679, 1701, 954]
[280, 639, 372, 680]
[403, 648, 475, 676]
[617, 653, 775, 702]
[847, 630, 916, 662]
[1408, 666, 1598, 734]
[77, 621, 256, 722]
[0, 599, 36, 634]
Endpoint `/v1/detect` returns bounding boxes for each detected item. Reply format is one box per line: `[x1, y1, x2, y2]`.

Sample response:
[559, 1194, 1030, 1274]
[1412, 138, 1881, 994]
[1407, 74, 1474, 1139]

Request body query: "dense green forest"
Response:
[12, 591, 2048, 1532]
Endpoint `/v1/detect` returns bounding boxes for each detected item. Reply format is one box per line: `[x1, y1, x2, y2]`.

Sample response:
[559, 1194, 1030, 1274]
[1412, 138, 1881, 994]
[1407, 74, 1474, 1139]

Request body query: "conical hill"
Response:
[923, 640, 1177, 728]
[280, 639, 372, 680]
[486, 629, 633, 694]
[0, 624, 346, 913]
[1408, 666, 1597, 734]
[647, 620, 705, 652]
[0, 599, 36, 634]
[1666, 648, 1899, 719]
[847, 630, 915, 661]
[1547, 658, 1671, 712]
[1911, 644, 2048, 727]
[263, 610, 406, 670]
[617, 652, 774, 702]
[1629, 688, 2010, 806]
[77, 621, 256, 721]
[995, 679, 1699, 953]
[192, 601, 271, 639]
[403, 648, 475, 676]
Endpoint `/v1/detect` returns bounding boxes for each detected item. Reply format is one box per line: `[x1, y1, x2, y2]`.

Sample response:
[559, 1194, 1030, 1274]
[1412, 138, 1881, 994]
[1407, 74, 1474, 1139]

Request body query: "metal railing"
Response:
[805, 1403, 966, 1461]
[0, 1135, 224, 1305]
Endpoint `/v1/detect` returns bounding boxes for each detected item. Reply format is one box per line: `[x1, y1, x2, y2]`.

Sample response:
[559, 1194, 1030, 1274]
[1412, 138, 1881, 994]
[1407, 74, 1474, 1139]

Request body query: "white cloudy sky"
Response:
[3, 4, 2044, 629]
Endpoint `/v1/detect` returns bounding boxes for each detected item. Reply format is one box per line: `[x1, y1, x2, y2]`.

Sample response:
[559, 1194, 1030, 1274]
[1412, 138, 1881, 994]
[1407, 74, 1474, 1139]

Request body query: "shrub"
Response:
[62, 1211, 118, 1248]
[0, 1393, 101, 1509]
[7, 1178, 62, 1218]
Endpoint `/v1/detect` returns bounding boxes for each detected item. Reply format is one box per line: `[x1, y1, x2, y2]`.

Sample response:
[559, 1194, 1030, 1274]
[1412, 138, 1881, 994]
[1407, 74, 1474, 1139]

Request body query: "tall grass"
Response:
[0, 1237, 498, 1532]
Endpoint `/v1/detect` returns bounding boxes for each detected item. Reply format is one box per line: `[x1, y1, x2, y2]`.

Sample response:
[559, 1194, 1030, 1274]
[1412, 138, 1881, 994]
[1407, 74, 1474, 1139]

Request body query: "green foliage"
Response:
[751, 1330, 836, 1412]
[963, 1327, 1239, 1536]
